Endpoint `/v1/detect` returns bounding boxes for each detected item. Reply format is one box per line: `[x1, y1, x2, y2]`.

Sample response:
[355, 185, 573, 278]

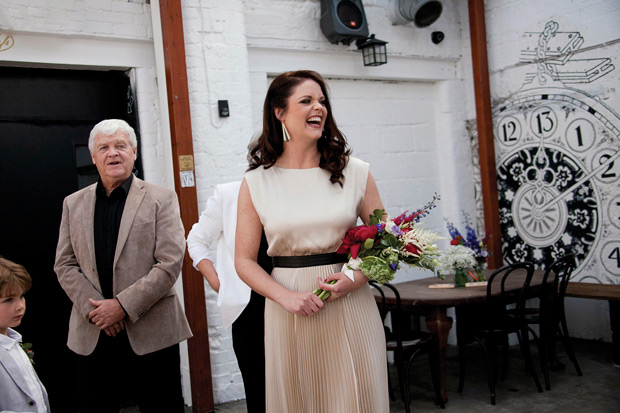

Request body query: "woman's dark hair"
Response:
[247, 70, 350, 186]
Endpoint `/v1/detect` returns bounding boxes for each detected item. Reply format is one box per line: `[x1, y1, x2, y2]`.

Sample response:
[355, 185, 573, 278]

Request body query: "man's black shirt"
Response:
[94, 175, 133, 299]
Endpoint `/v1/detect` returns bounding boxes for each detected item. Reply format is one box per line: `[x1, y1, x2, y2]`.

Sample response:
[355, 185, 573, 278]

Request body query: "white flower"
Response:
[384, 219, 398, 235]
[401, 227, 442, 257]
[440, 245, 477, 271]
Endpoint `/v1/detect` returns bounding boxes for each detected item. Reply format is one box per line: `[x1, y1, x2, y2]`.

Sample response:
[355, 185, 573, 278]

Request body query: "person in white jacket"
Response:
[187, 181, 271, 413]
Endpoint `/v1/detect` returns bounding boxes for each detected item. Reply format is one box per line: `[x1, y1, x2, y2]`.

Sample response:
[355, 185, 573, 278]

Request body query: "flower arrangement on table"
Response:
[314, 194, 443, 301]
[443, 212, 490, 284]
[438, 244, 479, 287]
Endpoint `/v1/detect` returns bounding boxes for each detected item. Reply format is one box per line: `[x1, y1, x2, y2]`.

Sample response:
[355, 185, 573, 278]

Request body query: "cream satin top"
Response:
[244, 156, 369, 257]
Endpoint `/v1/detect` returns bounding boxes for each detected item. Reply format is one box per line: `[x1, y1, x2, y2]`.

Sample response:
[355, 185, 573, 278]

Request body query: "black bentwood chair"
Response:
[507, 254, 582, 390]
[370, 280, 445, 411]
[552, 254, 583, 376]
[456, 262, 543, 405]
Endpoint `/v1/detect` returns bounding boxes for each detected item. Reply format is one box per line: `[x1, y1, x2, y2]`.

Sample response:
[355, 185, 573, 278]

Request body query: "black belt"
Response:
[272, 253, 347, 268]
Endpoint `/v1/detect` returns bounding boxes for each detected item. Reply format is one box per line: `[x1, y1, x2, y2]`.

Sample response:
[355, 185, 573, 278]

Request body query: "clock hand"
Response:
[537, 150, 620, 213]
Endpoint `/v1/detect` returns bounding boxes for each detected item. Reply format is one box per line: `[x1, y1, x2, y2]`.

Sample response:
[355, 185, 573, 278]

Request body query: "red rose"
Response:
[404, 244, 421, 255]
[350, 243, 361, 259]
[336, 225, 378, 259]
[336, 244, 350, 255]
[354, 225, 378, 241]
[450, 238, 460, 245]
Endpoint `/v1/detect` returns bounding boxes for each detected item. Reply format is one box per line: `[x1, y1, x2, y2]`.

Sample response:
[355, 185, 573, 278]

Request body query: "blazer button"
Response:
[29, 401, 35, 405]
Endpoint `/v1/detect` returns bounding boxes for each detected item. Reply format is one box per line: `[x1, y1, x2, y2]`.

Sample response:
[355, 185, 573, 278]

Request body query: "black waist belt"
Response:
[272, 252, 347, 268]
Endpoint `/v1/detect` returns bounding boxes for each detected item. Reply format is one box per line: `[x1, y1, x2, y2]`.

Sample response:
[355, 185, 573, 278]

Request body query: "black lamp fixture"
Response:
[356, 34, 388, 66]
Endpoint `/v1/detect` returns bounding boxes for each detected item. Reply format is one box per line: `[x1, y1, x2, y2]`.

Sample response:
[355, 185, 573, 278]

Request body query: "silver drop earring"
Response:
[282, 121, 291, 142]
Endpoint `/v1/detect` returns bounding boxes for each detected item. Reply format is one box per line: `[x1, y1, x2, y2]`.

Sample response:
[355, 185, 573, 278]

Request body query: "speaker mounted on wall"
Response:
[320, 0, 369, 45]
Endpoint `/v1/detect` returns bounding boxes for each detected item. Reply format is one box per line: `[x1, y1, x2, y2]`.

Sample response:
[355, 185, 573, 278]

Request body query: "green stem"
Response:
[314, 280, 337, 301]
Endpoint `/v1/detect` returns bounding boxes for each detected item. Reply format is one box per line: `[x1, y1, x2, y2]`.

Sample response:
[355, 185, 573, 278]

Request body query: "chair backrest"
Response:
[485, 261, 536, 318]
[369, 280, 405, 346]
[370, 280, 389, 322]
[547, 254, 577, 306]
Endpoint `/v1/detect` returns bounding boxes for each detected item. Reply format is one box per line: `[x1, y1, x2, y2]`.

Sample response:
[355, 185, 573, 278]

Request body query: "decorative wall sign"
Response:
[493, 21, 620, 284]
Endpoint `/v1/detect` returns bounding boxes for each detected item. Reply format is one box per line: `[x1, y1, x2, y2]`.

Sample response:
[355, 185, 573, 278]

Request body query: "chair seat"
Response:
[470, 315, 521, 335]
[387, 333, 434, 351]
[506, 307, 543, 323]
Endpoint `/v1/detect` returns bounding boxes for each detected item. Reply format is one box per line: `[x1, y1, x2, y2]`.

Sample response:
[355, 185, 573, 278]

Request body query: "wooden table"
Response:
[372, 269, 545, 403]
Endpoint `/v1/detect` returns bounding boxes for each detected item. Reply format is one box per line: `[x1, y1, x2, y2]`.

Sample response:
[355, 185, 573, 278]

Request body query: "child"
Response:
[0, 257, 50, 412]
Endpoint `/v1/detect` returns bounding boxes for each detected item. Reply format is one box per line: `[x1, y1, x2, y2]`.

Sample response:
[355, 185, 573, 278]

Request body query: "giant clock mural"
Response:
[493, 21, 620, 284]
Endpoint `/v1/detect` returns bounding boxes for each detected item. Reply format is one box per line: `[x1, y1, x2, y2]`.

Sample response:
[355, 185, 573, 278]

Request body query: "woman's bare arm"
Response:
[235, 179, 324, 316]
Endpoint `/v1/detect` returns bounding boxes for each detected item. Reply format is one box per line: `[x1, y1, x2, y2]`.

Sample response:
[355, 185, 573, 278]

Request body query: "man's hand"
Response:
[103, 321, 125, 337]
[88, 298, 126, 336]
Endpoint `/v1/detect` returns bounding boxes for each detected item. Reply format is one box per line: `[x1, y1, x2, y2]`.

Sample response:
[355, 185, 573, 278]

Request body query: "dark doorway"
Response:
[0, 66, 142, 411]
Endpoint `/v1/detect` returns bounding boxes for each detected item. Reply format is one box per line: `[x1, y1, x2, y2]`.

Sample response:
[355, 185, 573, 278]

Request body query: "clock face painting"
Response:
[494, 87, 620, 283]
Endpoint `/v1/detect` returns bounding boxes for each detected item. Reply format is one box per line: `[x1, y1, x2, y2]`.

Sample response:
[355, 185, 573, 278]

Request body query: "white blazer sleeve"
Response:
[187, 186, 224, 269]
[187, 181, 250, 328]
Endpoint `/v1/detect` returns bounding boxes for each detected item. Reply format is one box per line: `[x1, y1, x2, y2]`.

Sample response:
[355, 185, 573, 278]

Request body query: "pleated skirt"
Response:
[265, 263, 389, 413]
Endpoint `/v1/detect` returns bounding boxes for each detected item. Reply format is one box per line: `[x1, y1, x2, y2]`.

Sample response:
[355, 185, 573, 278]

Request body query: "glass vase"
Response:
[474, 265, 486, 282]
[454, 269, 468, 287]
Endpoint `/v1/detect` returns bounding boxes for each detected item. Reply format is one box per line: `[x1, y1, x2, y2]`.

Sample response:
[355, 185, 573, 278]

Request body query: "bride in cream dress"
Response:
[235, 70, 389, 413]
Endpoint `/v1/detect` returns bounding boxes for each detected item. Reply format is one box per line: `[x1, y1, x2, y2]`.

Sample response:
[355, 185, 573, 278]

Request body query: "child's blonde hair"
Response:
[0, 257, 32, 295]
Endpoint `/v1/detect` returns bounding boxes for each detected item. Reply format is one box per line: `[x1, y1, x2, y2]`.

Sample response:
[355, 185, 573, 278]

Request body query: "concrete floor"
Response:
[203, 338, 620, 413]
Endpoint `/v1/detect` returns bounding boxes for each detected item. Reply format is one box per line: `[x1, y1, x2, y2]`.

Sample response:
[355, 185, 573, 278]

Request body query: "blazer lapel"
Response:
[114, 176, 145, 266]
[0, 346, 37, 401]
[81, 184, 100, 290]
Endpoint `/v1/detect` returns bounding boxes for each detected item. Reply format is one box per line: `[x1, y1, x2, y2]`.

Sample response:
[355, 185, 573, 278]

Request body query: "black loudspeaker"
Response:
[320, 0, 369, 45]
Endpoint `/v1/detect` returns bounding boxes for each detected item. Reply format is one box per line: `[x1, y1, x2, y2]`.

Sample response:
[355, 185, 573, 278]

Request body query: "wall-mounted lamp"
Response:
[387, 0, 443, 28]
[356, 34, 388, 67]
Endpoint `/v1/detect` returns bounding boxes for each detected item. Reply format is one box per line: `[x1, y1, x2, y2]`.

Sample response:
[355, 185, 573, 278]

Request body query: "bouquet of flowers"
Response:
[314, 194, 443, 301]
[444, 212, 489, 281]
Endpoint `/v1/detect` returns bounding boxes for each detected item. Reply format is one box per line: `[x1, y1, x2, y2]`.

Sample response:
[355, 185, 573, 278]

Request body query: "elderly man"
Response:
[54, 119, 192, 412]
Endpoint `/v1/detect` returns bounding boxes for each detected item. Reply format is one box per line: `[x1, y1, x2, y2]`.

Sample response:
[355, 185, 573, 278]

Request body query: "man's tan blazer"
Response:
[54, 176, 192, 356]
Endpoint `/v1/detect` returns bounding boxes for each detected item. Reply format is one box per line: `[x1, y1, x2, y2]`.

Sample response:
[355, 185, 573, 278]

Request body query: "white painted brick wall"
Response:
[0, 0, 152, 40]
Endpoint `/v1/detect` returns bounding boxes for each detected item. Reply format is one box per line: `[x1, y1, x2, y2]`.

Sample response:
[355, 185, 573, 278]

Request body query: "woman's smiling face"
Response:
[277, 79, 328, 142]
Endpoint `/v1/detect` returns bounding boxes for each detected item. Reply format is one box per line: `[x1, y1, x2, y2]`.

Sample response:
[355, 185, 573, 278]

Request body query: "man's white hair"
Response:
[88, 119, 138, 153]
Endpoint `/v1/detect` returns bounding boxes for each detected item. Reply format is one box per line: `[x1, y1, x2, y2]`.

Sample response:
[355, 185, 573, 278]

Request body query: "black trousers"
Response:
[76, 331, 184, 413]
[231, 290, 266, 413]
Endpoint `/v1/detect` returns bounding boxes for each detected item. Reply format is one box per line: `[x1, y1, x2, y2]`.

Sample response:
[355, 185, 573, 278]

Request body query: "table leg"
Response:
[425, 307, 453, 404]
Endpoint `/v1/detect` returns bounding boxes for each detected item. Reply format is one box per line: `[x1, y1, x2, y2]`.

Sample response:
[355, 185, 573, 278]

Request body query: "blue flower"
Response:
[389, 262, 398, 271]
